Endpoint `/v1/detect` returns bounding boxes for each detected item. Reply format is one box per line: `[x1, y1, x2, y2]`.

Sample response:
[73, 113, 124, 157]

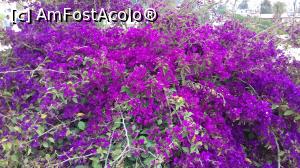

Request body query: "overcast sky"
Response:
[231, 0, 299, 11]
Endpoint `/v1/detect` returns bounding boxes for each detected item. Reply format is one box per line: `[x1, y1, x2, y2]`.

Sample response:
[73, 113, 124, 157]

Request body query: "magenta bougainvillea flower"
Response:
[0, 1, 300, 167]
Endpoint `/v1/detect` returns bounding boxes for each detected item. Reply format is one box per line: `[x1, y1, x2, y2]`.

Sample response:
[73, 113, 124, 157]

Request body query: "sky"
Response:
[230, 0, 299, 11]
[0, 0, 299, 14]
[173, 0, 299, 12]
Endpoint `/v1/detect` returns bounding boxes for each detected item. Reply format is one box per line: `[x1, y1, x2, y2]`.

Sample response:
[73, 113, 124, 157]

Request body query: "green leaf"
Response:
[279, 151, 285, 157]
[146, 140, 155, 148]
[96, 147, 107, 158]
[42, 142, 49, 148]
[121, 86, 130, 93]
[182, 147, 189, 153]
[92, 161, 101, 168]
[272, 104, 279, 110]
[2, 142, 12, 151]
[11, 154, 19, 162]
[24, 93, 34, 100]
[138, 136, 147, 142]
[17, 114, 25, 120]
[172, 139, 180, 147]
[3, 91, 12, 97]
[27, 148, 32, 156]
[295, 115, 300, 121]
[72, 97, 78, 103]
[143, 157, 155, 165]
[75, 166, 89, 168]
[157, 119, 163, 125]
[83, 57, 87, 66]
[141, 153, 149, 158]
[132, 125, 136, 131]
[67, 81, 73, 85]
[37, 125, 45, 136]
[45, 154, 51, 160]
[77, 121, 86, 130]
[248, 132, 255, 140]
[184, 112, 193, 120]
[280, 105, 289, 110]
[121, 86, 132, 97]
[96, 148, 103, 154]
[190, 144, 198, 153]
[48, 137, 55, 143]
[140, 129, 148, 135]
[112, 148, 122, 159]
[13, 126, 22, 133]
[112, 118, 121, 130]
[170, 88, 176, 92]
[284, 110, 294, 116]
[175, 99, 185, 110]
[90, 157, 101, 168]
[182, 131, 189, 138]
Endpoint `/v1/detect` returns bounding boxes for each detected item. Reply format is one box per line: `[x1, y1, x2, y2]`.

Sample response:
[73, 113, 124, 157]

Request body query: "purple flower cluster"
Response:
[0, 1, 300, 167]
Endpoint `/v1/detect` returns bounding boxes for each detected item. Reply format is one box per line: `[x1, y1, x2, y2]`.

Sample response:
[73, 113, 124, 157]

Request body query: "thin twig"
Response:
[104, 130, 115, 168]
[109, 111, 132, 166]
[110, 147, 130, 166]
[237, 78, 260, 98]
[130, 147, 158, 160]
[0, 68, 64, 74]
[52, 152, 104, 167]
[26, 118, 79, 144]
[121, 112, 130, 147]
[272, 131, 281, 168]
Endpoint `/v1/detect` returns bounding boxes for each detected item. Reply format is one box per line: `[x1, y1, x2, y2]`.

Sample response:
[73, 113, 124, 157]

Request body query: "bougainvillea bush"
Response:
[1, 1, 300, 167]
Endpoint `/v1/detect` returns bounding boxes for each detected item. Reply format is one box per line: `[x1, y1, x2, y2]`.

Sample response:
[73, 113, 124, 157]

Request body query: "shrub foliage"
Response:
[0, 1, 300, 167]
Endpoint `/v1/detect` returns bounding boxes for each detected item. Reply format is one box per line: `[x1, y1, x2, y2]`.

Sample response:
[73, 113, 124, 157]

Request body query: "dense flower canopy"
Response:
[0, 1, 300, 167]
